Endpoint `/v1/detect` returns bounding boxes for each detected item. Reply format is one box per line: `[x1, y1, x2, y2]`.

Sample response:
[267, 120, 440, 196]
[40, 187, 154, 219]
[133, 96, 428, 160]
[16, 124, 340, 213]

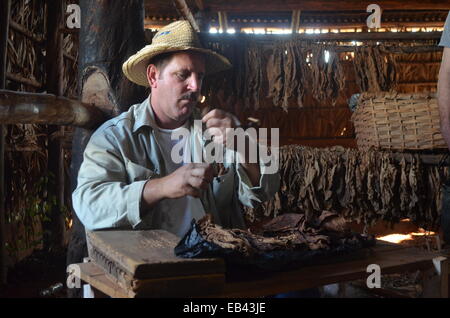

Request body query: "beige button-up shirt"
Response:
[72, 97, 280, 235]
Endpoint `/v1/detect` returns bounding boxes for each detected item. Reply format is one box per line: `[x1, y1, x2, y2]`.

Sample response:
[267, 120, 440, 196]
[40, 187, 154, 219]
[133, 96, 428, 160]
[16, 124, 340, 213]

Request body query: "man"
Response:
[438, 12, 450, 244]
[72, 20, 279, 237]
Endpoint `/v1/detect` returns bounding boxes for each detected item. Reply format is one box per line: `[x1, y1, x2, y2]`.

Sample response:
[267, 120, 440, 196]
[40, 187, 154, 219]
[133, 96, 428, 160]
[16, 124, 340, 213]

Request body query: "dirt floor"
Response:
[0, 249, 68, 298]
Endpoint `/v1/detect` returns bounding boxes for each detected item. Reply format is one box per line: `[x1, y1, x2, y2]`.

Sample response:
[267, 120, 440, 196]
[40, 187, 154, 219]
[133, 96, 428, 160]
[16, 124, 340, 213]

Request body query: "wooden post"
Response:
[67, 0, 147, 297]
[173, 0, 200, 32]
[218, 11, 228, 33]
[0, 0, 11, 286]
[44, 0, 66, 252]
[291, 10, 301, 34]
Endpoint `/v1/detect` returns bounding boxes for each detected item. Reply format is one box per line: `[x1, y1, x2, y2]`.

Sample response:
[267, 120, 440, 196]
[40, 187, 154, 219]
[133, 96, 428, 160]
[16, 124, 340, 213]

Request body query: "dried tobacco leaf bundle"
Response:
[244, 146, 448, 230]
[175, 213, 374, 271]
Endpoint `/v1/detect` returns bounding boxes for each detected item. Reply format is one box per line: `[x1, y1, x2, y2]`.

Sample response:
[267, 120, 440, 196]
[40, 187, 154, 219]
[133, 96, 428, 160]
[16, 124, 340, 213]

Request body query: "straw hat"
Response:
[122, 20, 232, 87]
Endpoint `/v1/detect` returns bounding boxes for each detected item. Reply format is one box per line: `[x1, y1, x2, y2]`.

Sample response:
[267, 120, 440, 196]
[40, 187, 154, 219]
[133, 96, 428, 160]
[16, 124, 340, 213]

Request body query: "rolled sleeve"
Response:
[126, 180, 148, 228]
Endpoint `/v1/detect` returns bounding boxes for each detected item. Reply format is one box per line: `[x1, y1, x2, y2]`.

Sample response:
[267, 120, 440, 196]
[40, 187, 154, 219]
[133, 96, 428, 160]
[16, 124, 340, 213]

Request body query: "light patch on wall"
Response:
[324, 50, 330, 63]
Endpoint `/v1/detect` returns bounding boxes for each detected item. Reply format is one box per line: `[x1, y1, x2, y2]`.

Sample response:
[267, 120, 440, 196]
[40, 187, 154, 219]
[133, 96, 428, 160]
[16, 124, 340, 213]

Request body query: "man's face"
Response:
[149, 51, 206, 127]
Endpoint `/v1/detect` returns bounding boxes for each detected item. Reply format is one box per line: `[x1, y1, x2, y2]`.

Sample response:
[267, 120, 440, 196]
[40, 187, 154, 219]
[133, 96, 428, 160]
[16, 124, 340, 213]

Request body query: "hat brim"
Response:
[122, 44, 232, 87]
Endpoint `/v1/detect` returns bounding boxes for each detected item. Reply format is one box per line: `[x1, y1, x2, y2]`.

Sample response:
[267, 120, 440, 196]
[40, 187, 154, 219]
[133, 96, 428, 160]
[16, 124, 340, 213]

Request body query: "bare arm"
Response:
[438, 47, 450, 149]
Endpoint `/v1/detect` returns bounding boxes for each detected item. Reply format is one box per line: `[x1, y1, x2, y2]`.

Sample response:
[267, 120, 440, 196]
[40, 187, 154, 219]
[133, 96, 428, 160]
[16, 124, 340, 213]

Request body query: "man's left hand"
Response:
[201, 109, 240, 147]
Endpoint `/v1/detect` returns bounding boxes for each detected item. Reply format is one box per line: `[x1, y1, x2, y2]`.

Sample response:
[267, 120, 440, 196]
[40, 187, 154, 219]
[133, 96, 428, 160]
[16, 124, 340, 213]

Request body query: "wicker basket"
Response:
[352, 92, 447, 150]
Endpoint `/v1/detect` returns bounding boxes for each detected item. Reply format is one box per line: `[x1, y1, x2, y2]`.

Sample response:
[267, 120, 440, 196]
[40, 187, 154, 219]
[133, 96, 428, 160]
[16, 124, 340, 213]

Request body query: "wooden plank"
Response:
[86, 230, 225, 280]
[126, 272, 225, 297]
[202, 31, 442, 42]
[0, 90, 105, 128]
[74, 261, 226, 298]
[204, 0, 450, 12]
[71, 262, 133, 298]
[74, 243, 442, 298]
[215, 246, 441, 297]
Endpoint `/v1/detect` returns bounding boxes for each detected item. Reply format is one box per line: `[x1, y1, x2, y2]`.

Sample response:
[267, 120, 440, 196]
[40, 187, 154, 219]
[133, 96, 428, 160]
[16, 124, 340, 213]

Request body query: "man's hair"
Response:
[148, 52, 175, 78]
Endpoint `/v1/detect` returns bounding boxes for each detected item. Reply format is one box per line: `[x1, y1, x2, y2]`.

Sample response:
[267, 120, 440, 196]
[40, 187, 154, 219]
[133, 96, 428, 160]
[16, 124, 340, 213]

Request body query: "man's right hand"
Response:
[162, 163, 217, 199]
[141, 163, 216, 212]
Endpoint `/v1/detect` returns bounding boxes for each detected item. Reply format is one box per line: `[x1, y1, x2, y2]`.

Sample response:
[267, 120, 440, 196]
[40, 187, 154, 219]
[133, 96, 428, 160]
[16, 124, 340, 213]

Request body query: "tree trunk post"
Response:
[0, 0, 11, 286]
[67, 0, 147, 297]
[44, 0, 67, 252]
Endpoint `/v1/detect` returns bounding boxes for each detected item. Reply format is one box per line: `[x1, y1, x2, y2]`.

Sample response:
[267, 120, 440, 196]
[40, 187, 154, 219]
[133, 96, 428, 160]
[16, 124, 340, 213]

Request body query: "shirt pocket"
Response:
[125, 160, 156, 183]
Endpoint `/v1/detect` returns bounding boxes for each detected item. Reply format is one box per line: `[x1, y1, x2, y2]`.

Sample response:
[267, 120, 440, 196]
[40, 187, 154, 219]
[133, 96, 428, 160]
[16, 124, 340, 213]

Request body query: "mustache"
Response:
[180, 92, 200, 102]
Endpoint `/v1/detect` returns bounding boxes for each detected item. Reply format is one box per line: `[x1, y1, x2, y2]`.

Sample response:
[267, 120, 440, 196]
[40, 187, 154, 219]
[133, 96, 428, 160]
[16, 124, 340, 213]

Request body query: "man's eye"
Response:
[177, 72, 188, 80]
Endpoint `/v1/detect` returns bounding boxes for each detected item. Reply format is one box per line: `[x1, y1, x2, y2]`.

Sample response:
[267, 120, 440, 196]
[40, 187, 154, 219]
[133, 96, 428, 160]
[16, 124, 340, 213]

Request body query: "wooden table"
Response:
[69, 242, 449, 298]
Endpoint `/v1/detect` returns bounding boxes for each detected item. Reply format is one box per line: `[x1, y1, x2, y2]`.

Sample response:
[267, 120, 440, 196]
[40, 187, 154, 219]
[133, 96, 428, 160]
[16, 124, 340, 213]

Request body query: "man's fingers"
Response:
[192, 164, 217, 180]
[201, 109, 225, 123]
[185, 185, 201, 198]
[205, 127, 225, 144]
[204, 118, 223, 129]
[187, 175, 210, 190]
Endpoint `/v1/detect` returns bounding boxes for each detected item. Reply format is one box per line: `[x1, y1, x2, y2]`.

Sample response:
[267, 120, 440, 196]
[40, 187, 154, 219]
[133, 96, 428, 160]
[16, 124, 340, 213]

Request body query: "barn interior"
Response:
[0, 0, 450, 299]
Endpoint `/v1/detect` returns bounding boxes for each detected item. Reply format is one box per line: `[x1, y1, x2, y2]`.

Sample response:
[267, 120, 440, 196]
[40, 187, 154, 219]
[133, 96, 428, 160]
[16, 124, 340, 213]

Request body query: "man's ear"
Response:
[146, 64, 158, 88]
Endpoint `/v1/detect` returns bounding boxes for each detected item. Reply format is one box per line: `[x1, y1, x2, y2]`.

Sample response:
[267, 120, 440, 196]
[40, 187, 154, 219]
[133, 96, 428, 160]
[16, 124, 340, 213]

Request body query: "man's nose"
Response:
[187, 74, 202, 92]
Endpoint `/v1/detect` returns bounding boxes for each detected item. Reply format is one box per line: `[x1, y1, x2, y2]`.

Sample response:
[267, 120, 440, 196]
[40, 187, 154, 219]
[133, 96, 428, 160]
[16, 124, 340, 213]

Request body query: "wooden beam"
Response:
[0, 90, 105, 128]
[291, 10, 301, 34]
[218, 11, 229, 32]
[0, 0, 10, 287]
[173, 0, 200, 32]
[195, 0, 204, 11]
[204, 0, 450, 12]
[212, 19, 446, 31]
[202, 31, 442, 42]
